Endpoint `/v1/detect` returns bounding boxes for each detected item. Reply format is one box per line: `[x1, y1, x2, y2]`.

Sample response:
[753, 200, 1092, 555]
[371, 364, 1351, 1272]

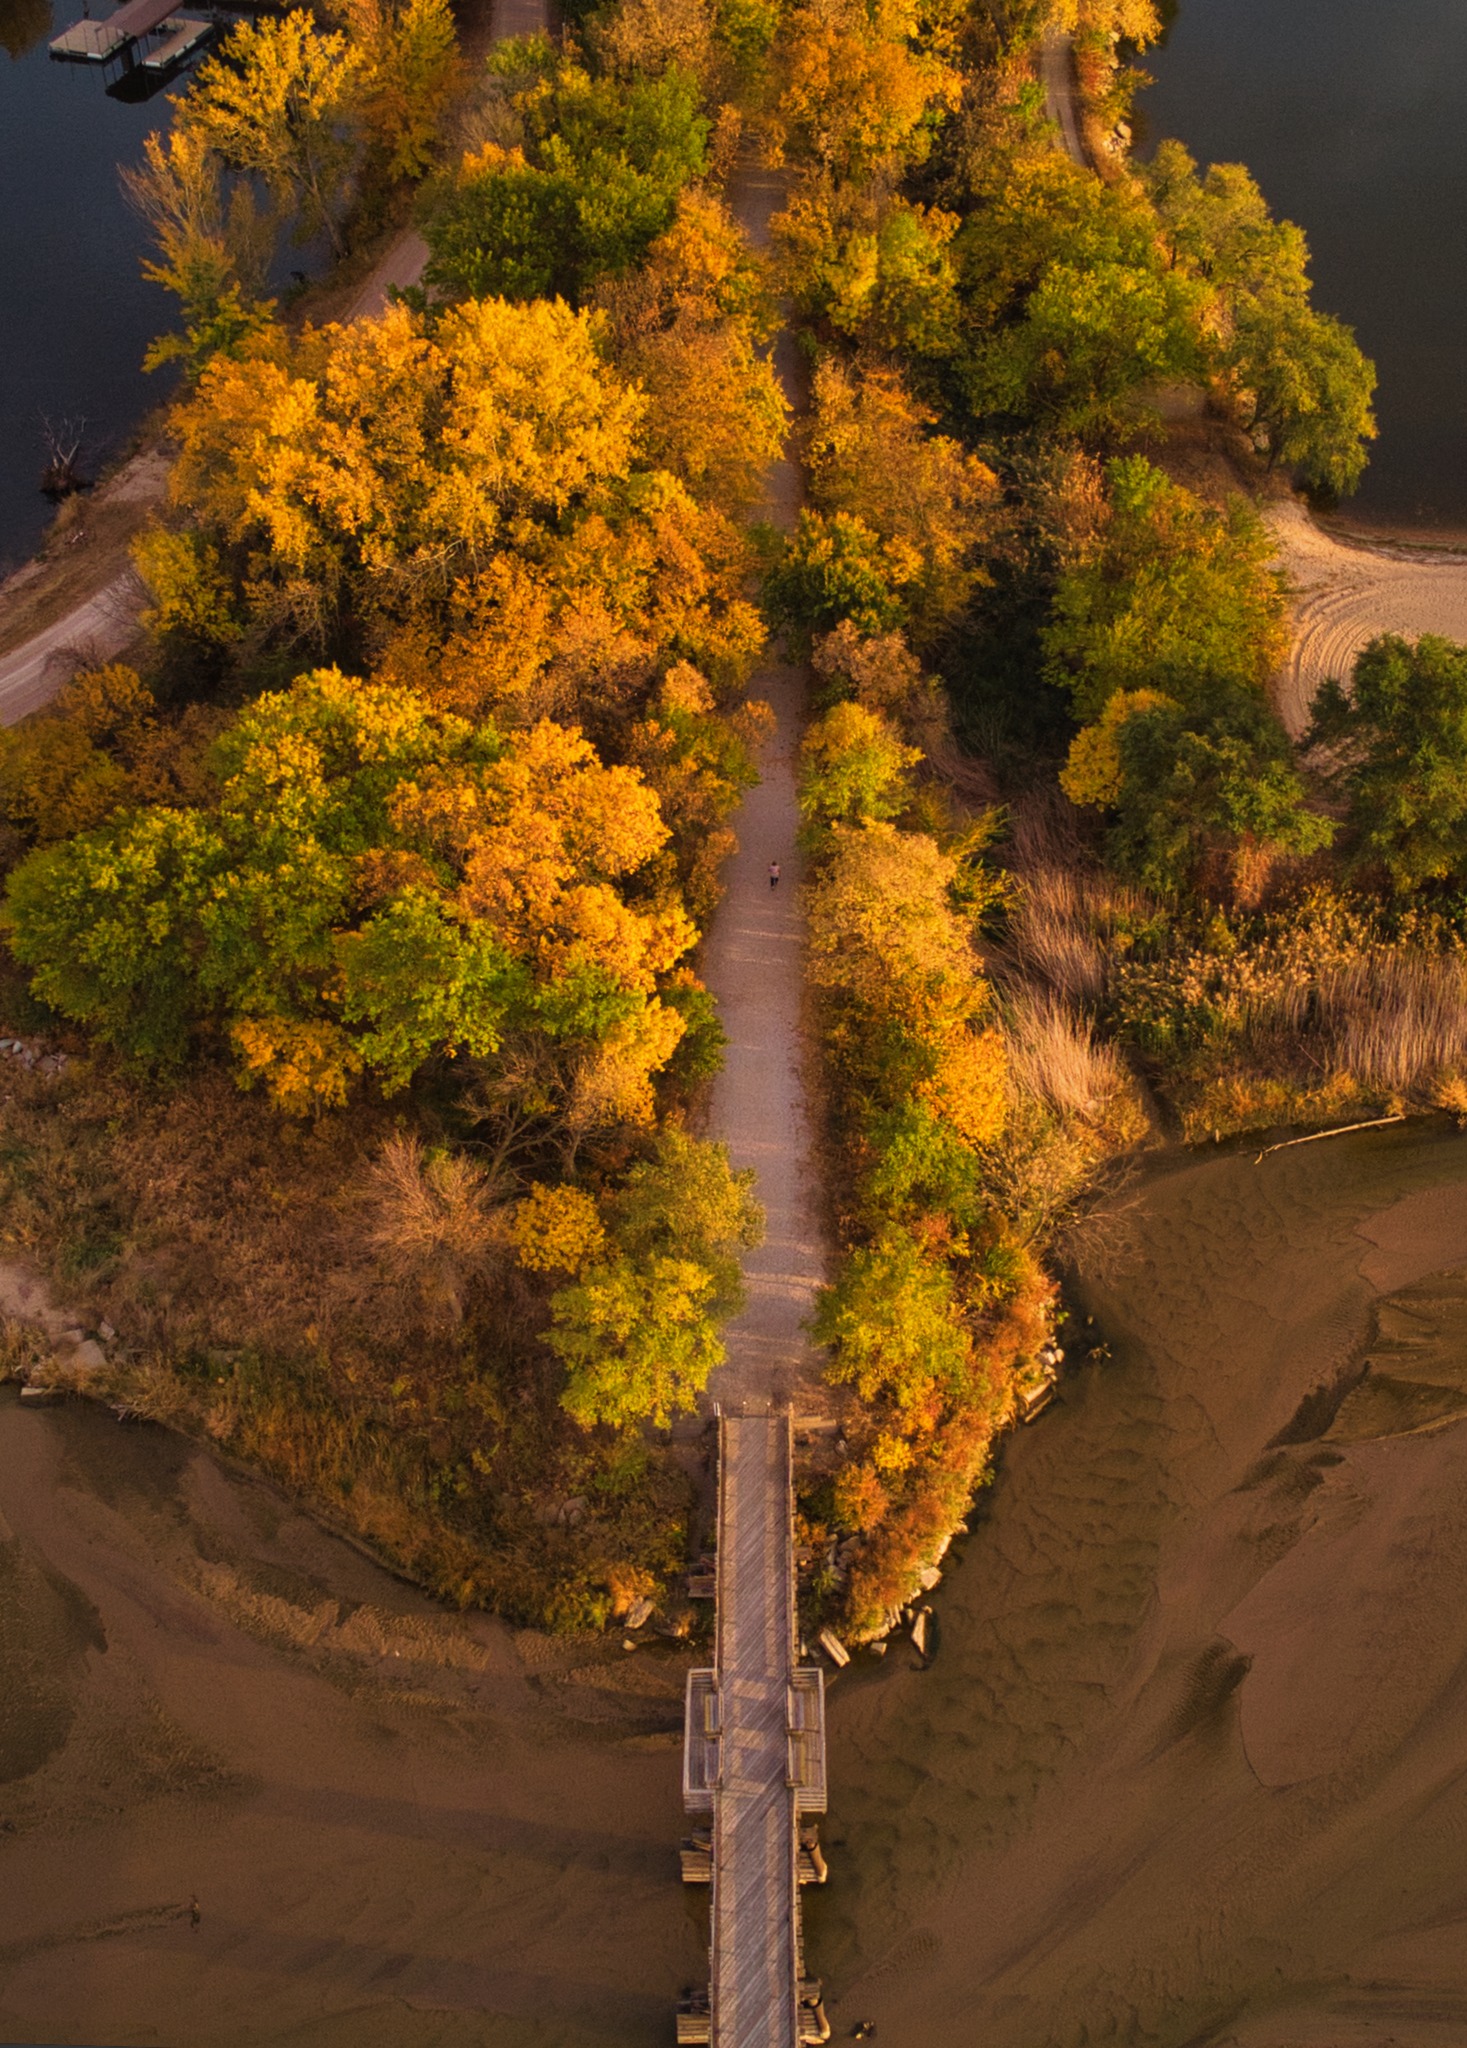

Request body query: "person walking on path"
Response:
[769, 860, 781, 889]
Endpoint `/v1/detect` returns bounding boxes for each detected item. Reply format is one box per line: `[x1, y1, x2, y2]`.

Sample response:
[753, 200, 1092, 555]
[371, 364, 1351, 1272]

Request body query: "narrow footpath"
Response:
[699, 158, 830, 1419]
[1040, 26, 1087, 169]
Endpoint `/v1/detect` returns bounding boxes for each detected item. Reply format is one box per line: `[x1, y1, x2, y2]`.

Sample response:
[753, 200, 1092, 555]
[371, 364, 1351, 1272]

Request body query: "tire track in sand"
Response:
[1271, 500, 1467, 734]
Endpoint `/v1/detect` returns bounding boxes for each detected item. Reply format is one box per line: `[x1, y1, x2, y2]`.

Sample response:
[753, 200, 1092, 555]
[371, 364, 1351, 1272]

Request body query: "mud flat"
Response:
[0, 1394, 704, 2047]
[813, 1121, 1467, 2047]
[12, 1125, 1467, 2046]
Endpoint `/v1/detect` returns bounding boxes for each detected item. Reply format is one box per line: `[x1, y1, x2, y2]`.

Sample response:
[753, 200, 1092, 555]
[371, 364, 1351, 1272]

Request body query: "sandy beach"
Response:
[813, 1123, 1467, 2046]
[1270, 500, 1467, 734]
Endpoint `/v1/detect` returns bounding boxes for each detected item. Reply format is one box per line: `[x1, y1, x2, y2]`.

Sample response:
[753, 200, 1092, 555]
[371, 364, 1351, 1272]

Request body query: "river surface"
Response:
[7, 1124, 1467, 2044]
[0, 2, 172, 577]
[1142, 0, 1467, 534]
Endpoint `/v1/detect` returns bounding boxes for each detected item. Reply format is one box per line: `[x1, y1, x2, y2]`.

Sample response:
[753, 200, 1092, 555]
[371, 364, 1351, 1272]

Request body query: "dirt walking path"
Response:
[1040, 27, 1087, 168]
[698, 161, 830, 1419]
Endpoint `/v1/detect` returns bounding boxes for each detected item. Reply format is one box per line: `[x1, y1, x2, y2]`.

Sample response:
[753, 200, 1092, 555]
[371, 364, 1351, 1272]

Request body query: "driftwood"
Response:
[39, 415, 91, 500]
[1254, 1113, 1406, 1164]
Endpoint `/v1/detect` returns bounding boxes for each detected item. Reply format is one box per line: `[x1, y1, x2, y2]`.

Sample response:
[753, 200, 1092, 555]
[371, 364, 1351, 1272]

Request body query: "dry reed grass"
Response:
[0, 1049, 688, 1624]
[1317, 950, 1467, 1093]
[1003, 993, 1128, 1120]
[1005, 860, 1148, 1008]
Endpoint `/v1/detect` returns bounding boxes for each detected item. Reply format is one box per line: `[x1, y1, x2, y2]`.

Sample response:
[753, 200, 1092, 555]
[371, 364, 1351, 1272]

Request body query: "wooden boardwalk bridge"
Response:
[682, 1409, 829, 2045]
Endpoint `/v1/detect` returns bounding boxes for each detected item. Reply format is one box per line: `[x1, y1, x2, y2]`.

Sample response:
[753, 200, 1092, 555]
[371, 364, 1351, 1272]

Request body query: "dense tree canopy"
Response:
[1310, 634, 1467, 892]
[1146, 142, 1377, 496]
[1042, 457, 1288, 719]
[4, 673, 692, 1113]
[422, 40, 709, 303]
[540, 1126, 761, 1425]
[1063, 681, 1332, 894]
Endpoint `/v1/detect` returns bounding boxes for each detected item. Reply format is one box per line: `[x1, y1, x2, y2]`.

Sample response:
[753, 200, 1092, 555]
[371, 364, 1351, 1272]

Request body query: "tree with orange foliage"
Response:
[4, 671, 692, 1115]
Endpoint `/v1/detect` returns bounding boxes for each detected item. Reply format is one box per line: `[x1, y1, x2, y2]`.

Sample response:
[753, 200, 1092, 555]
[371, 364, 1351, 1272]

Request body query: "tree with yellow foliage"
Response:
[597, 195, 788, 513]
[805, 358, 997, 643]
[513, 1128, 761, 1427]
[4, 672, 693, 1114]
[179, 12, 362, 256]
[775, 0, 961, 184]
[798, 700, 920, 837]
[122, 124, 276, 378]
[160, 296, 644, 643]
[328, 0, 459, 180]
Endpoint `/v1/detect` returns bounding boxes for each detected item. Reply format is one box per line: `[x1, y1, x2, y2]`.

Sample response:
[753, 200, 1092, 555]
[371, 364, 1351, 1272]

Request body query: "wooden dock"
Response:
[683, 1410, 827, 2047]
[49, 0, 211, 72]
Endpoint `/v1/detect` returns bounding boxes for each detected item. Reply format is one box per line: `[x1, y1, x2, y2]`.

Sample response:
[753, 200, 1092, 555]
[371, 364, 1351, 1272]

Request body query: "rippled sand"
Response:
[1271, 502, 1467, 734]
[813, 1123, 1467, 2047]
[0, 1401, 704, 2046]
[10, 1126, 1467, 2045]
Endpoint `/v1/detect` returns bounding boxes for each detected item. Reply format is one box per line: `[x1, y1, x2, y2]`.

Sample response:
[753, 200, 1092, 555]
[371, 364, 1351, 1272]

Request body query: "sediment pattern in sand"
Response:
[1271, 502, 1467, 734]
[814, 1124, 1467, 2048]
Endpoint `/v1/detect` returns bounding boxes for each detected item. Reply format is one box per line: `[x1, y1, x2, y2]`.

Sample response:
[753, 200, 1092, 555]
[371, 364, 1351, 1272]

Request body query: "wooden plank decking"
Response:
[685, 1410, 826, 2048]
[714, 1413, 799, 2048]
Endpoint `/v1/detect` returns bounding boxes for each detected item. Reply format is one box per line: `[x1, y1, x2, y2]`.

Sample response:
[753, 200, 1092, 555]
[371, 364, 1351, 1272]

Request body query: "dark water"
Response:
[1142, 0, 1467, 531]
[0, 0, 170, 575]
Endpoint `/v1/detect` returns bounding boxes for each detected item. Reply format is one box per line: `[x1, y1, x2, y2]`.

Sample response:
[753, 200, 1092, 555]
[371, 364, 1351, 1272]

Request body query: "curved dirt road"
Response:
[0, 572, 141, 725]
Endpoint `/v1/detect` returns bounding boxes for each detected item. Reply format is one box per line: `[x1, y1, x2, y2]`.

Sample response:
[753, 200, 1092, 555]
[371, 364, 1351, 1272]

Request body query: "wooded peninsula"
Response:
[6, 0, 1454, 1649]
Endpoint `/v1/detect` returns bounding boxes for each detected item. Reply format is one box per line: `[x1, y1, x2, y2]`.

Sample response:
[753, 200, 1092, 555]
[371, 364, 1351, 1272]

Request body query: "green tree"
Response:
[963, 253, 1203, 438]
[1042, 456, 1287, 720]
[813, 1224, 972, 1421]
[3, 673, 690, 1110]
[550, 1255, 724, 1427]
[544, 1127, 761, 1426]
[950, 151, 1203, 437]
[764, 510, 916, 647]
[422, 50, 709, 303]
[1231, 297, 1377, 499]
[1065, 681, 1332, 895]
[1309, 633, 1467, 891]
[1145, 141, 1377, 497]
[799, 700, 920, 836]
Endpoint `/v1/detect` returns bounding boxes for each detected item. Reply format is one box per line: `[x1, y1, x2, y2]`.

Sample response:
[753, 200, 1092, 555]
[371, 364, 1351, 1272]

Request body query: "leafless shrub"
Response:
[361, 1134, 508, 1324]
[39, 416, 92, 500]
